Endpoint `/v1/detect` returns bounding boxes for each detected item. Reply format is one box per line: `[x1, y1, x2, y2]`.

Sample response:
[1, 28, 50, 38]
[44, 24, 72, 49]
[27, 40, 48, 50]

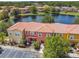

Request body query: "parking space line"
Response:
[15, 51, 23, 58]
[0, 48, 41, 58]
[7, 50, 16, 58]
[21, 52, 26, 58]
[5, 49, 13, 58]
[0, 49, 10, 58]
[12, 50, 18, 58]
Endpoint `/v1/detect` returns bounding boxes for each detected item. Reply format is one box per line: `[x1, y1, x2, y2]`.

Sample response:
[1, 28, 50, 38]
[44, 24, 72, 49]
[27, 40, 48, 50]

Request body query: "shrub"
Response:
[18, 44, 26, 48]
[18, 39, 26, 48]
[33, 41, 40, 50]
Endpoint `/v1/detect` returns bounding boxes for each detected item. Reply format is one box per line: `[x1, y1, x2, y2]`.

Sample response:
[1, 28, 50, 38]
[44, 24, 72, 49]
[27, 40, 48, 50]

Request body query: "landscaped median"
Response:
[60, 12, 79, 16]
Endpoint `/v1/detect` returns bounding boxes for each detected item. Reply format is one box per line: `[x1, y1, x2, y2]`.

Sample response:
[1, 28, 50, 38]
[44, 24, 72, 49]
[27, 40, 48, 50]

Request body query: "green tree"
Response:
[0, 22, 8, 32]
[7, 17, 14, 27]
[0, 10, 9, 21]
[0, 32, 6, 44]
[42, 14, 54, 23]
[51, 7, 55, 12]
[1, 10, 9, 20]
[43, 5, 51, 14]
[33, 41, 40, 50]
[11, 8, 20, 17]
[0, 13, 4, 21]
[43, 35, 70, 58]
[29, 5, 37, 14]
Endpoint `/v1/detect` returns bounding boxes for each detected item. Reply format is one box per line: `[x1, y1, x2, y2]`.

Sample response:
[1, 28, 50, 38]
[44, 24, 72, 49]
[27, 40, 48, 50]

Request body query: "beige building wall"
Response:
[7, 30, 23, 44]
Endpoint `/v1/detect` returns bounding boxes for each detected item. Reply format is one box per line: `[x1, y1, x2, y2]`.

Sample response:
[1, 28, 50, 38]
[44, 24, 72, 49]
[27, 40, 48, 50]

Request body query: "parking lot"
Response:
[0, 48, 41, 58]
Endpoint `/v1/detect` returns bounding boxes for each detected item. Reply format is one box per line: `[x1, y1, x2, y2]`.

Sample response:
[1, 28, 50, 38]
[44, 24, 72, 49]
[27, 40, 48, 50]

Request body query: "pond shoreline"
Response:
[13, 14, 76, 24]
[18, 12, 79, 17]
[60, 12, 79, 17]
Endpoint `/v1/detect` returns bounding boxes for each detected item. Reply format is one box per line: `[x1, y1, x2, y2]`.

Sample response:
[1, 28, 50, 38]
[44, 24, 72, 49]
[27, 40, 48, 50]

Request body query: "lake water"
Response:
[14, 14, 77, 24]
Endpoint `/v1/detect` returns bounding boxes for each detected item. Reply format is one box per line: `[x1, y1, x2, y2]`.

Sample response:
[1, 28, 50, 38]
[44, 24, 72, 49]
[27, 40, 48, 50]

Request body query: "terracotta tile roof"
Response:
[7, 22, 79, 34]
[7, 22, 29, 31]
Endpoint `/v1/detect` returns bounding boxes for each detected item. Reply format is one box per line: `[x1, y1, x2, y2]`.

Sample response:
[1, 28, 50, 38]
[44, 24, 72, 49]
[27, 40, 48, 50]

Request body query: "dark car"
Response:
[0, 47, 3, 54]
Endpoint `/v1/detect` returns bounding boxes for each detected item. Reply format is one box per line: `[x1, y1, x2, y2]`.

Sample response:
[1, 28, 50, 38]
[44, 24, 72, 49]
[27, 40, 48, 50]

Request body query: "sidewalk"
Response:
[68, 53, 79, 58]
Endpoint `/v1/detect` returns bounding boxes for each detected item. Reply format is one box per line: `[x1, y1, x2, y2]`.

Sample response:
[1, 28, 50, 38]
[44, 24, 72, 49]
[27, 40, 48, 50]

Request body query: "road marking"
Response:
[8, 50, 16, 58]
[0, 49, 9, 58]
[21, 52, 26, 58]
[0, 47, 41, 58]
[12, 50, 18, 58]
[5, 49, 13, 58]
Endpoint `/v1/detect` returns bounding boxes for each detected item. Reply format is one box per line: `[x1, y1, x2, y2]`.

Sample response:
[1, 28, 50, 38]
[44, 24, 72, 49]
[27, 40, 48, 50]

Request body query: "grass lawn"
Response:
[18, 12, 46, 17]
[18, 12, 79, 17]
[60, 12, 79, 16]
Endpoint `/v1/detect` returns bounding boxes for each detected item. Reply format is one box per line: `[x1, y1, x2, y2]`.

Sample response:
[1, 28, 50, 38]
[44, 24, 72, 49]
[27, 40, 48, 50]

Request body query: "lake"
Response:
[14, 14, 77, 24]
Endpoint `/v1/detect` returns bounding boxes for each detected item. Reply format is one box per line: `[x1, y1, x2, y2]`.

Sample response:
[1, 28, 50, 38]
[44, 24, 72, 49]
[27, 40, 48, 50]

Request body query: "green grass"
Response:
[60, 12, 79, 16]
[18, 11, 79, 17]
[18, 12, 46, 17]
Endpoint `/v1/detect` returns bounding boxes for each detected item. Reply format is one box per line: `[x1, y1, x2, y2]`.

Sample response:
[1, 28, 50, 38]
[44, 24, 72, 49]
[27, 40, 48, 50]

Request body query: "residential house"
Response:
[7, 22, 79, 44]
[60, 6, 78, 12]
[18, 7, 30, 14]
[37, 7, 44, 12]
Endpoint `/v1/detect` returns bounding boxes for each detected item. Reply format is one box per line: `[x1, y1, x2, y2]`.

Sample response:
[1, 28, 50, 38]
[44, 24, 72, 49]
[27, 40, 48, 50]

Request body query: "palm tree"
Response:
[0, 32, 6, 44]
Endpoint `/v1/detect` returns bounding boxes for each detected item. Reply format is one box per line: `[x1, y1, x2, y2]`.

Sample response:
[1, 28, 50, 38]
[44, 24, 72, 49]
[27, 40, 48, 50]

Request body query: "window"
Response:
[30, 32, 35, 36]
[60, 33, 63, 37]
[9, 33, 12, 35]
[46, 33, 51, 37]
[15, 32, 20, 36]
[53, 33, 58, 36]
[69, 34, 74, 40]
[38, 32, 42, 36]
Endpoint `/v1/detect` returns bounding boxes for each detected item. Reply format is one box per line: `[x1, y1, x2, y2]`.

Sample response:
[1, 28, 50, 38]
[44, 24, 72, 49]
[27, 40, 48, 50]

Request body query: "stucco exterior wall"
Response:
[7, 30, 23, 43]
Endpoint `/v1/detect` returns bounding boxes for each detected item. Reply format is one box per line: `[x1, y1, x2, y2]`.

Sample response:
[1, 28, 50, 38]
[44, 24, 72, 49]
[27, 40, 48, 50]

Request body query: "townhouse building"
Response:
[7, 22, 79, 44]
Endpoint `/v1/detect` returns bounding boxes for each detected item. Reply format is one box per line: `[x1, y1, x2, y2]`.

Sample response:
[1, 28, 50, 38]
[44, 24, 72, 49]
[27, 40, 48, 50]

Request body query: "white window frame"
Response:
[54, 33, 58, 36]
[69, 34, 74, 40]
[38, 32, 42, 37]
[46, 33, 51, 37]
[30, 32, 35, 36]
[60, 33, 63, 37]
[15, 32, 20, 36]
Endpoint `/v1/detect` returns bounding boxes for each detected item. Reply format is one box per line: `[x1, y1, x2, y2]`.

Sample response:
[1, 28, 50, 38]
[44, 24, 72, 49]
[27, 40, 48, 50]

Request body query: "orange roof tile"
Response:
[7, 22, 79, 34]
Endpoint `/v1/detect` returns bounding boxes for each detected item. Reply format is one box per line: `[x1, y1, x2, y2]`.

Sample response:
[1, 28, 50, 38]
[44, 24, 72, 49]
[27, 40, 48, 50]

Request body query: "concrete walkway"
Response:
[68, 53, 79, 58]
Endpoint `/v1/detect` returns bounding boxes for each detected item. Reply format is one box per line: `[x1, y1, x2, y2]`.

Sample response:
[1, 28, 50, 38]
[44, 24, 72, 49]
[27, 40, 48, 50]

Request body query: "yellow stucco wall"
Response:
[63, 33, 79, 43]
[7, 29, 23, 43]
